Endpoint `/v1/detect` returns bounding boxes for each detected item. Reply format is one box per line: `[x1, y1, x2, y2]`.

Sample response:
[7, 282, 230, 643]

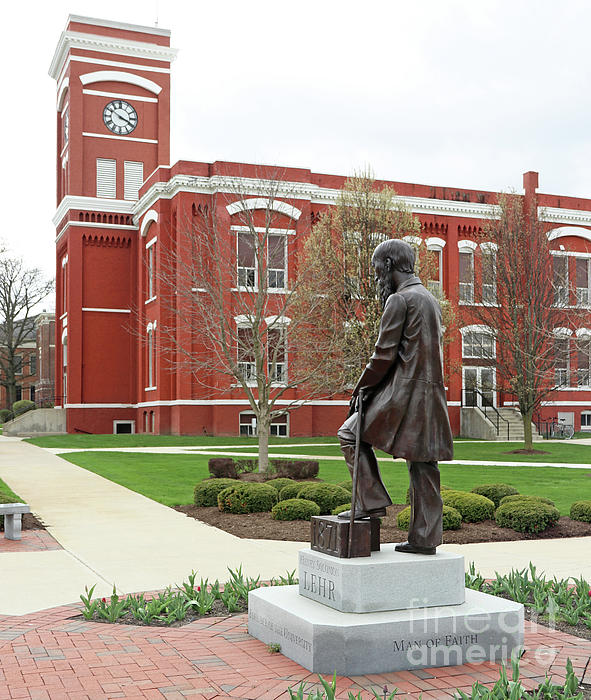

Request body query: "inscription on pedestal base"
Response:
[248, 585, 524, 675]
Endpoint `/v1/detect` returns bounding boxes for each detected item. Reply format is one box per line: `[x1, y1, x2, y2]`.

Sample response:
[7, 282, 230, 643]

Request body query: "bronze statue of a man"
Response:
[337, 239, 453, 555]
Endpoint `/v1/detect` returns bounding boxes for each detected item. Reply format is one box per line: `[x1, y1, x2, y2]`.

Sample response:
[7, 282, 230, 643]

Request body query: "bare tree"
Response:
[467, 193, 587, 450]
[0, 256, 54, 408]
[155, 176, 343, 472]
[294, 170, 456, 393]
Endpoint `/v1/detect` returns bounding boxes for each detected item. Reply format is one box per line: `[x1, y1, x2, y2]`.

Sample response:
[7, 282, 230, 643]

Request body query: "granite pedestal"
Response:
[299, 545, 465, 612]
[248, 546, 524, 675]
[249, 584, 524, 675]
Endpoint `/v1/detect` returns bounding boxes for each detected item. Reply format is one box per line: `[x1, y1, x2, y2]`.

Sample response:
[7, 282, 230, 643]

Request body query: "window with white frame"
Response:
[481, 244, 497, 305]
[575, 258, 590, 307]
[554, 335, 570, 387]
[62, 332, 68, 403]
[96, 158, 116, 198]
[581, 411, 591, 431]
[237, 326, 256, 382]
[576, 334, 591, 386]
[238, 411, 289, 437]
[147, 322, 156, 388]
[237, 232, 256, 288]
[459, 251, 474, 303]
[267, 327, 287, 383]
[236, 230, 287, 290]
[124, 161, 143, 201]
[427, 249, 442, 298]
[146, 238, 156, 300]
[61, 255, 68, 313]
[462, 328, 495, 359]
[239, 411, 258, 436]
[553, 255, 569, 307]
[268, 234, 286, 289]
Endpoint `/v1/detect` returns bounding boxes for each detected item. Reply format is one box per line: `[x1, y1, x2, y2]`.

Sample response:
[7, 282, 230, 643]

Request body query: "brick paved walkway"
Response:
[0, 601, 589, 699]
[0, 531, 62, 554]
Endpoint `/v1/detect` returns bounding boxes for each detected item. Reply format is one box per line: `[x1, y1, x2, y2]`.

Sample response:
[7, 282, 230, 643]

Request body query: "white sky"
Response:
[3, 0, 591, 303]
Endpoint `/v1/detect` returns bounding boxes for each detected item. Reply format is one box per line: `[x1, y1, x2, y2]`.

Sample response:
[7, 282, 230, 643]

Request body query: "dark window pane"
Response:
[238, 233, 255, 267]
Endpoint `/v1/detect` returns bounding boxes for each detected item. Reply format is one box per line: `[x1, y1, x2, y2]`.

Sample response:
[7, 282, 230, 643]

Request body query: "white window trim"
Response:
[141, 210, 158, 238]
[113, 420, 135, 435]
[461, 325, 496, 359]
[458, 239, 478, 251]
[426, 237, 446, 250]
[458, 248, 475, 304]
[145, 236, 157, 249]
[231, 225, 295, 235]
[235, 231, 288, 292]
[462, 366, 497, 408]
[403, 235, 422, 246]
[226, 198, 301, 220]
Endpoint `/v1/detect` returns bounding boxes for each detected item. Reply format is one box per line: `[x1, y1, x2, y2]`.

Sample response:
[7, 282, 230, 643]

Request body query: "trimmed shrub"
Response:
[217, 483, 278, 514]
[406, 484, 451, 504]
[297, 483, 351, 515]
[0, 409, 13, 424]
[12, 400, 35, 416]
[471, 484, 519, 508]
[570, 500, 591, 523]
[441, 491, 495, 522]
[271, 498, 320, 521]
[337, 481, 353, 492]
[279, 482, 307, 501]
[234, 458, 258, 474]
[194, 478, 240, 507]
[397, 505, 462, 531]
[495, 500, 560, 534]
[208, 458, 238, 479]
[266, 478, 297, 493]
[499, 494, 556, 507]
[273, 460, 319, 479]
[331, 503, 351, 516]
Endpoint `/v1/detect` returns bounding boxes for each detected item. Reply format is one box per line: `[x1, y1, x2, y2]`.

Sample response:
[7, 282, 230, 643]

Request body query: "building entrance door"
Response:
[463, 367, 496, 408]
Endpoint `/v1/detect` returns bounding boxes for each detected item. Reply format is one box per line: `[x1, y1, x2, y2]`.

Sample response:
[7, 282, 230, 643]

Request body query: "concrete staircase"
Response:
[460, 406, 543, 442]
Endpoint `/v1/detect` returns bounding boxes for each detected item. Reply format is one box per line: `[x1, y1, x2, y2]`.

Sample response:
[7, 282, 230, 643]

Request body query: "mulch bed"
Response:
[0, 512, 45, 532]
[174, 503, 591, 545]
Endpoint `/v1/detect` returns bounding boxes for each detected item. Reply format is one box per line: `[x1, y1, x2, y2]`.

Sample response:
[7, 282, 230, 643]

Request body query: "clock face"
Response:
[103, 100, 138, 135]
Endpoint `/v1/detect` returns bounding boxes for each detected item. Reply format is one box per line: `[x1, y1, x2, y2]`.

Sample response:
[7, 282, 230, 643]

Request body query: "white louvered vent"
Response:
[96, 158, 116, 198]
[124, 161, 144, 201]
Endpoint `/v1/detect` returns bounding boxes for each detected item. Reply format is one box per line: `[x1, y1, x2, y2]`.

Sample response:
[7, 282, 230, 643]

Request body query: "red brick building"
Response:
[50, 15, 591, 436]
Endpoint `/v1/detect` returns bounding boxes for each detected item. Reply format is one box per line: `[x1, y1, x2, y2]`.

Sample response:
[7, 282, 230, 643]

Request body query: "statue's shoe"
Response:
[336, 507, 386, 520]
[395, 541, 436, 555]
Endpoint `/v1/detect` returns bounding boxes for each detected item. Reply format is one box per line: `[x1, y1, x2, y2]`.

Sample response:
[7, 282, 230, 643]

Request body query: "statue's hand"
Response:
[347, 395, 357, 418]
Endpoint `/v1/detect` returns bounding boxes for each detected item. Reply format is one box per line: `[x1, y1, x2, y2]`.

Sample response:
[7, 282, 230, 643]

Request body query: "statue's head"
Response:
[372, 239, 416, 307]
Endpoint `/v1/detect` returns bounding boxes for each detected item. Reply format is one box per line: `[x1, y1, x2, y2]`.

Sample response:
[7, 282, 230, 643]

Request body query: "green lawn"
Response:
[0, 477, 21, 502]
[60, 450, 591, 515]
[25, 434, 332, 449]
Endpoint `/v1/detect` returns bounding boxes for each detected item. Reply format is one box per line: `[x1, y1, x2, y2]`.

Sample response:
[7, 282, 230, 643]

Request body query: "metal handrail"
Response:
[461, 387, 510, 440]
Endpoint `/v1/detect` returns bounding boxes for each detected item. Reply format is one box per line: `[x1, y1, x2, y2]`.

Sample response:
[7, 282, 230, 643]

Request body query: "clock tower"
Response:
[49, 16, 176, 433]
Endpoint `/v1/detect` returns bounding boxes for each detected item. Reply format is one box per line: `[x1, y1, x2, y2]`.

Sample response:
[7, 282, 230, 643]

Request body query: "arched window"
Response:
[146, 322, 157, 389]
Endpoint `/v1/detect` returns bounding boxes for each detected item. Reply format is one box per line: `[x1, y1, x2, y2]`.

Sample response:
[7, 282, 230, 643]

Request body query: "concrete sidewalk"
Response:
[1, 438, 590, 617]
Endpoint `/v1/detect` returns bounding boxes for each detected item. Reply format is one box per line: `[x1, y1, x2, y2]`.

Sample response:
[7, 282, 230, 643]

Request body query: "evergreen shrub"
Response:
[0, 409, 13, 424]
[331, 503, 351, 516]
[279, 482, 307, 501]
[495, 500, 560, 534]
[194, 478, 240, 507]
[570, 500, 591, 523]
[208, 458, 238, 479]
[12, 400, 35, 416]
[499, 494, 556, 507]
[397, 505, 462, 531]
[217, 483, 278, 514]
[266, 478, 296, 493]
[271, 498, 320, 521]
[297, 483, 351, 514]
[471, 483, 519, 508]
[337, 481, 353, 492]
[441, 491, 495, 522]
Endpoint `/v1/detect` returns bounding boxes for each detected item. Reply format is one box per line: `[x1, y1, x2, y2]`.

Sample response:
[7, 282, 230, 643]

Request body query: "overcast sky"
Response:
[3, 0, 591, 305]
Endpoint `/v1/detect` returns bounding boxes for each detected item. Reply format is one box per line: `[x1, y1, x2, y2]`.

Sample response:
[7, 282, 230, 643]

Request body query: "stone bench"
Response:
[0, 503, 31, 540]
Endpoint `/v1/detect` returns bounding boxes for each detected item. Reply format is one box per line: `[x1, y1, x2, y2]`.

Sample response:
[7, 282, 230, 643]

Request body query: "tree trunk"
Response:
[258, 416, 270, 473]
[522, 410, 533, 451]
